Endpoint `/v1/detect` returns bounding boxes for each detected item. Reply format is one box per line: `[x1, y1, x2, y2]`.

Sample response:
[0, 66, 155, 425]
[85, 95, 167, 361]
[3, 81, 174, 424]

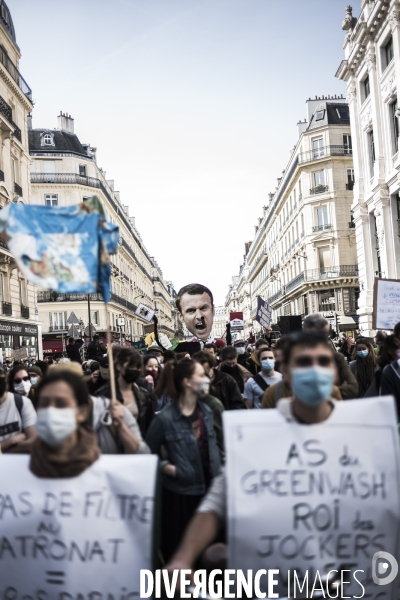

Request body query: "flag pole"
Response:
[105, 306, 117, 405]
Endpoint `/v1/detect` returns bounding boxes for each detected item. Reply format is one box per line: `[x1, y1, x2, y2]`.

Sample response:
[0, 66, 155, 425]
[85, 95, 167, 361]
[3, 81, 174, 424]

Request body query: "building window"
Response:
[79, 164, 87, 177]
[50, 312, 67, 331]
[364, 76, 370, 100]
[346, 168, 355, 191]
[318, 246, 332, 270]
[317, 206, 329, 228]
[390, 99, 399, 154]
[312, 138, 324, 158]
[385, 36, 394, 68]
[45, 194, 58, 206]
[315, 110, 325, 121]
[90, 311, 99, 325]
[343, 134, 352, 155]
[19, 279, 27, 306]
[314, 170, 325, 186]
[336, 107, 350, 120]
[42, 133, 54, 146]
[369, 130, 375, 175]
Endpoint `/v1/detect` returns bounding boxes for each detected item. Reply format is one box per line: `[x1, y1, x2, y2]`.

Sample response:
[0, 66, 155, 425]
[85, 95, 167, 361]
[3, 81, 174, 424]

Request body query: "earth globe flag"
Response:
[0, 196, 119, 302]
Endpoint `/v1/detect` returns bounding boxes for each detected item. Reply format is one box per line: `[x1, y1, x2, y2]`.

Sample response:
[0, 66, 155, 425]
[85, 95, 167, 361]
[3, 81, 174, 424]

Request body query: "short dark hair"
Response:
[68, 337, 74, 343]
[255, 338, 269, 349]
[283, 332, 333, 365]
[36, 370, 90, 408]
[176, 283, 214, 313]
[7, 365, 29, 392]
[394, 322, 400, 338]
[193, 350, 216, 369]
[221, 346, 237, 361]
[204, 343, 217, 352]
[303, 314, 329, 331]
[115, 347, 142, 370]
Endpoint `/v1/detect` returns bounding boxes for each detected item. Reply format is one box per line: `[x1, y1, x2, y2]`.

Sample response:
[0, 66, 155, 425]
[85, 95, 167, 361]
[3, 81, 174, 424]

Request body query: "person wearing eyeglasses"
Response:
[0, 366, 37, 453]
[164, 332, 341, 576]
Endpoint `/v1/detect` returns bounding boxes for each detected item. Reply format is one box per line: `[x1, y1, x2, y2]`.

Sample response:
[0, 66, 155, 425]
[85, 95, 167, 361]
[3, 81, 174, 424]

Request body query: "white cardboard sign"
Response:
[224, 397, 400, 599]
[135, 303, 155, 323]
[374, 278, 400, 330]
[0, 454, 158, 597]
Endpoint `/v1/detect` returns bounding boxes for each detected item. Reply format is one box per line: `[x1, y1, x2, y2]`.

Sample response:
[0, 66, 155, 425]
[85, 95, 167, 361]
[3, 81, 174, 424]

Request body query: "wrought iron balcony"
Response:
[286, 272, 305, 293]
[0, 94, 23, 142]
[298, 145, 353, 164]
[349, 221, 356, 228]
[14, 182, 22, 196]
[13, 125, 21, 142]
[312, 224, 332, 232]
[0, 45, 32, 100]
[37, 291, 104, 303]
[310, 185, 329, 195]
[31, 172, 101, 187]
[20, 305, 29, 319]
[319, 303, 336, 312]
[2, 301, 11, 316]
[277, 265, 359, 299]
[268, 289, 283, 304]
[346, 182, 354, 191]
[49, 325, 68, 332]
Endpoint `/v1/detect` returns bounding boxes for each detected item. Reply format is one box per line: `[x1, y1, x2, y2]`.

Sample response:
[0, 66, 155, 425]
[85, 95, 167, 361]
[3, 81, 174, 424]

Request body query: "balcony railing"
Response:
[298, 145, 352, 165]
[312, 224, 332, 232]
[346, 182, 354, 191]
[310, 185, 329, 195]
[276, 265, 359, 300]
[2, 301, 11, 316]
[268, 289, 283, 304]
[49, 325, 68, 332]
[14, 182, 22, 196]
[349, 221, 356, 228]
[37, 290, 142, 316]
[0, 45, 32, 100]
[20, 305, 29, 319]
[0, 94, 23, 142]
[319, 303, 336, 312]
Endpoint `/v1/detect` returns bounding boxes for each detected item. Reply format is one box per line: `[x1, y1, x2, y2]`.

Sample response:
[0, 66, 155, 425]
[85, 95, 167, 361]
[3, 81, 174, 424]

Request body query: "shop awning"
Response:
[338, 316, 358, 329]
[43, 339, 64, 353]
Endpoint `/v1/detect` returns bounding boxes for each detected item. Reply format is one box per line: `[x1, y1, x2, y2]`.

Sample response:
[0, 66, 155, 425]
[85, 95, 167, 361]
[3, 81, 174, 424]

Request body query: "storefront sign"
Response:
[0, 320, 38, 336]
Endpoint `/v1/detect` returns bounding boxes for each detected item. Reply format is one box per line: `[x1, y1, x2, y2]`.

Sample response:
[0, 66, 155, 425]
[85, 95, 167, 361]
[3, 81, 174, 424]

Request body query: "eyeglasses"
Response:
[13, 376, 30, 384]
[294, 355, 333, 368]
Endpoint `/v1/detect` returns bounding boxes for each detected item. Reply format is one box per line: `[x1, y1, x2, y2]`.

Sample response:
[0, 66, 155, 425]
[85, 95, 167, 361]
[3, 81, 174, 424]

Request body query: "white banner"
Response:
[224, 397, 400, 599]
[0, 454, 158, 597]
[373, 278, 400, 330]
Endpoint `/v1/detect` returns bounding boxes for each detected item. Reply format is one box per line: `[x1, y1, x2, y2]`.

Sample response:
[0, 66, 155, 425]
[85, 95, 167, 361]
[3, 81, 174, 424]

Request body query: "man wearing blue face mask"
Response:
[244, 347, 282, 409]
[164, 332, 340, 575]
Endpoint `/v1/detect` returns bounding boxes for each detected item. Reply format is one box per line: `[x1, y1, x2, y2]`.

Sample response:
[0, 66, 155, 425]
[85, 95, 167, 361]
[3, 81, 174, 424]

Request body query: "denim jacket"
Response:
[146, 400, 221, 495]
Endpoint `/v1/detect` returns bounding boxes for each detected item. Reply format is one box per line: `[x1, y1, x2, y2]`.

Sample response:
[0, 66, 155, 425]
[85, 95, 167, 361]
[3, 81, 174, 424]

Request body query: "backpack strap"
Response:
[253, 374, 269, 392]
[14, 393, 24, 432]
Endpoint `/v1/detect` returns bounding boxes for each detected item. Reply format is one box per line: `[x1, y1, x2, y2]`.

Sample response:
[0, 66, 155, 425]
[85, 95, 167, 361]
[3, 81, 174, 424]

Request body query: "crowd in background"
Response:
[1, 314, 400, 569]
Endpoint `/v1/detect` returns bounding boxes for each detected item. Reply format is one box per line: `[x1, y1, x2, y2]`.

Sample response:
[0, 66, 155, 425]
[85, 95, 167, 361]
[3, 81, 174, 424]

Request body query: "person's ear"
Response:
[178, 312, 184, 324]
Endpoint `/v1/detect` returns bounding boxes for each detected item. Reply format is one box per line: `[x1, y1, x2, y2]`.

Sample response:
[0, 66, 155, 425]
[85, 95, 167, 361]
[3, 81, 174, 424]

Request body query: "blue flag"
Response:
[0, 196, 119, 302]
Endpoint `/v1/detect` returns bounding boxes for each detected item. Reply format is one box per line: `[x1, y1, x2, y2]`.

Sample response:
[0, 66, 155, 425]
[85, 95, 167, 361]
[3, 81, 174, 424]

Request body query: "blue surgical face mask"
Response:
[357, 350, 368, 358]
[236, 347, 245, 355]
[291, 366, 334, 406]
[261, 359, 275, 372]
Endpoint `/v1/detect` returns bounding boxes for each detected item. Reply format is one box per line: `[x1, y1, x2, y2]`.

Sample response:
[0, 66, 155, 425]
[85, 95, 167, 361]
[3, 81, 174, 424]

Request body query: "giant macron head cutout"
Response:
[176, 283, 215, 342]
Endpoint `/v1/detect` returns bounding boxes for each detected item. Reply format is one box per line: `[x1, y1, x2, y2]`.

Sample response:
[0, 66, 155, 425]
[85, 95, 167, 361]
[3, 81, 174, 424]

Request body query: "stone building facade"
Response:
[337, 0, 400, 336]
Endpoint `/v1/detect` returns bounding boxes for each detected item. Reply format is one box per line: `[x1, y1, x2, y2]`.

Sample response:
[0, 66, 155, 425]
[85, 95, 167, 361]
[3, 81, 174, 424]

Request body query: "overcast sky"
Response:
[12, 0, 349, 305]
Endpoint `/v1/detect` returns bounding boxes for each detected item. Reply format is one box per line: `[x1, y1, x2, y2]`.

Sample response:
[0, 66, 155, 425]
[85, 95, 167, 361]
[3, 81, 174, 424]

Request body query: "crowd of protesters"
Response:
[1, 283, 400, 574]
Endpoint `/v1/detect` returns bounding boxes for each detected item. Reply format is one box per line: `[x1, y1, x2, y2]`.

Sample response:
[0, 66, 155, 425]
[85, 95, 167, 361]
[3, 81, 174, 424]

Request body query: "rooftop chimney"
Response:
[27, 114, 32, 131]
[57, 111, 74, 134]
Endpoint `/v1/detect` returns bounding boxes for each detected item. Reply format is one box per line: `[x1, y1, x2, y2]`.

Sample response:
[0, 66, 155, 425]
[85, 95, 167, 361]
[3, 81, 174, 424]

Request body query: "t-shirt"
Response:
[243, 371, 282, 409]
[0, 393, 36, 441]
[183, 406, 210, 486]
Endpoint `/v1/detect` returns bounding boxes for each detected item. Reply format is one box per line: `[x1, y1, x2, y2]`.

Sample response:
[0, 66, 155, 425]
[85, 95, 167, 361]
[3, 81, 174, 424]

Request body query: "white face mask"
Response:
[36, 407, 77, 447]
[30, 376, 38, 386]
[14, 380, 32, 396]
[195, 377, 210, 397]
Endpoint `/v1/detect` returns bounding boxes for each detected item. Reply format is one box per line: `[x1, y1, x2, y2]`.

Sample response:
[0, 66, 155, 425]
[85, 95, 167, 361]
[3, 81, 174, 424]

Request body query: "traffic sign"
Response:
[67, 312, 80, 325]
[67, 325, 80, 338]
[85, 324, 96, 337]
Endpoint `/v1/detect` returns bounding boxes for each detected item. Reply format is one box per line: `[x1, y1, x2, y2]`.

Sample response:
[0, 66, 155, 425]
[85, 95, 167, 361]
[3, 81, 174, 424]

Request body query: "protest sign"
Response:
[373, 277, 400, 330]
[136, 303, 155, 323]
[0, 454, 158, 597]
[159, 333, 172, 349]
[255, 296, 272, 328]
[224, 397, 400, 599]
[230, 312, 244, 331]
[14, 347, 28, 361]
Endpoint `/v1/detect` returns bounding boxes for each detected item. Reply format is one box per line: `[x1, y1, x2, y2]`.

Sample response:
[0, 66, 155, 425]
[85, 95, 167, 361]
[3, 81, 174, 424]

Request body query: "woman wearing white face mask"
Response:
[0, 367, 37, 453]
[7, 366, 33, 398]
[30, 370, 100, 478]
[349, 338, 377, 398]
[146, 358, 221, 562]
